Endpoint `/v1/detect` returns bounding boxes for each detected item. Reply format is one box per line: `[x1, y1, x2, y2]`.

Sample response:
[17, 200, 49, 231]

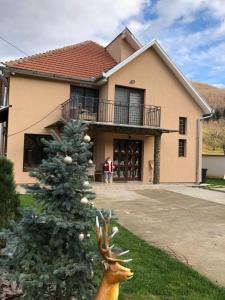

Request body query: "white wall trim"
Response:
[102, 40, 212, 114]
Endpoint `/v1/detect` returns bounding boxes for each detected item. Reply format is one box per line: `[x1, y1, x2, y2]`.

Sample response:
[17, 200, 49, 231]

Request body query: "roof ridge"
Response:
[6, 40, 104, 66]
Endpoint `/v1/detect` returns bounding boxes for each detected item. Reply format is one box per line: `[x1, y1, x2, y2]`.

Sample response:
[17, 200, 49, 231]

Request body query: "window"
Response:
[179, 117, 187, 134]
[70, 86, 99, 114]
[114, 86, 144, 125]
[23, 134, 51, 171]
[178, 139, 186, 157]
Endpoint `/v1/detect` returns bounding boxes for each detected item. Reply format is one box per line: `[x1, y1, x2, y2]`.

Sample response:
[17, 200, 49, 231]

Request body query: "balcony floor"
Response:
[46, 119, 177, 135]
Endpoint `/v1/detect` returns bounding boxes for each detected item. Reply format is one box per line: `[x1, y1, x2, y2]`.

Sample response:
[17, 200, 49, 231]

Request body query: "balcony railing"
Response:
[61, 97, 161, 127]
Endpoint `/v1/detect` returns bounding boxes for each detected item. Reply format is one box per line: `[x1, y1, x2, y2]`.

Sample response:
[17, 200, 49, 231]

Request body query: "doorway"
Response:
[113, 139, 142, 181]
[114, 86, 144, 125]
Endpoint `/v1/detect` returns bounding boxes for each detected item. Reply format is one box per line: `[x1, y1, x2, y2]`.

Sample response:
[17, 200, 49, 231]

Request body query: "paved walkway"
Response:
[93, 183, 225, 286]
[160, 184, 225, 205]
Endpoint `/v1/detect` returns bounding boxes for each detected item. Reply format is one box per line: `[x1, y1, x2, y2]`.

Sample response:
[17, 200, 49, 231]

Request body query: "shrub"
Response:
[1, 121, 97, 299]
[0, 156, 19, 228]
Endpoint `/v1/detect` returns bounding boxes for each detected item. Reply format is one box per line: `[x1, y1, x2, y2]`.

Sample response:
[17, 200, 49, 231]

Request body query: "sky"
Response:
[0, 0, 225, 88]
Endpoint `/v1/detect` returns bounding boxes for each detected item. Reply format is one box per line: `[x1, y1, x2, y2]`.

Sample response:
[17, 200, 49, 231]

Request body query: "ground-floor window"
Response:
[178, 139, 186, 157]
[23, 134, 51, 171]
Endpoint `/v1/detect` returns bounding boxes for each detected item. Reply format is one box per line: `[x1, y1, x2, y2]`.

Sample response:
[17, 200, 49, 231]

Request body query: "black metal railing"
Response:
[62, 97, 161, 127]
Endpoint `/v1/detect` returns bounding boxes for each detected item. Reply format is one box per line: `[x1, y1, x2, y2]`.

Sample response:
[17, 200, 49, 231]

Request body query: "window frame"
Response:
[178, 139, 187, 157]
[179, 117, 187, 135]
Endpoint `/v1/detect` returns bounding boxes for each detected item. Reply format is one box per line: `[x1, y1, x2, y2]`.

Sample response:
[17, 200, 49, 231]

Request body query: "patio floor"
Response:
[93, 182, 225, 286]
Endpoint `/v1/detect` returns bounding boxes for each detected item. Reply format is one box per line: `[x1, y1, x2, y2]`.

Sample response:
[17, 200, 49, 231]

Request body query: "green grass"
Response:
[206, 178, 225, 188]
[19, 194, 43, 212]
[19, 195, 225, 300]
[115, 224, 225, 300]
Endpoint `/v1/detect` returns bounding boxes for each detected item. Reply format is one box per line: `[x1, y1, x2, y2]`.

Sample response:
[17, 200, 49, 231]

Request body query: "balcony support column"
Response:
[153, 133, 161, 184]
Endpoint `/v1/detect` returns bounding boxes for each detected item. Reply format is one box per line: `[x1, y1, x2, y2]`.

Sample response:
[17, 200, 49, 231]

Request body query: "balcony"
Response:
[61, 97, 161, 128]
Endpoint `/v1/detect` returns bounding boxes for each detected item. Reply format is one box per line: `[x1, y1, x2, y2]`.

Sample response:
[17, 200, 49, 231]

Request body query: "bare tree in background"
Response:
[203, 120, 225, 153]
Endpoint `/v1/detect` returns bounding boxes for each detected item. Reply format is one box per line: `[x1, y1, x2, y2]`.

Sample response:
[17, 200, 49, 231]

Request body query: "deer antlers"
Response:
[96, 210, 132, 266]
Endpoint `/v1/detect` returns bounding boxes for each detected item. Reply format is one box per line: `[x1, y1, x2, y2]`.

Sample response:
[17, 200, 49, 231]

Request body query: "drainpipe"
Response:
[196, 112, 214, 183]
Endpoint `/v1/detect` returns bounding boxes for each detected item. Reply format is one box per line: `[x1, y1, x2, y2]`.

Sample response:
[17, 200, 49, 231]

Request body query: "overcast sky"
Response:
[1, 0, 225, 87]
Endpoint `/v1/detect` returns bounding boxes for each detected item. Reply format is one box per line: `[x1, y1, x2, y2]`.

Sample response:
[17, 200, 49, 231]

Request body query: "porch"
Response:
[87, 131, 161, 184]
[60, 96, 164, 184]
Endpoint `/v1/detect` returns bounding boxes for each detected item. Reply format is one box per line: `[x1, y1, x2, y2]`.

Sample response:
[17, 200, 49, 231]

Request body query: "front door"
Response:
[113, 139, 142, 181]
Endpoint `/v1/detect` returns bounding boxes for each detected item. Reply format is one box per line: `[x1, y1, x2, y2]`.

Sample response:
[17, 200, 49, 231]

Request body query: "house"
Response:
[0, 28, 212, 184]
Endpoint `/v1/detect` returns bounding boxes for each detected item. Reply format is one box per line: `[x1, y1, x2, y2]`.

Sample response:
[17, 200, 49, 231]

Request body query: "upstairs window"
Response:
[179, 117, 187, 135]
[23, 134, 51, 171]
[70, 86, 99, 114]
[178, 139, 186, 157]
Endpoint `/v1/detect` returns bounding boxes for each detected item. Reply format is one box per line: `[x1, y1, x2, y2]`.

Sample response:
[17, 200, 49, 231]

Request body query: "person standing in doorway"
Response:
[103, 157, 114, 183]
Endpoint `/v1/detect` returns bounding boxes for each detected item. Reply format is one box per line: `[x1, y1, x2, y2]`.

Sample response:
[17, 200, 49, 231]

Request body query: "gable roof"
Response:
[106, 27, 142, 51]
[2, 30, 211, 114]
[102, 40, 212, 114]
[4, 41, 117, 81]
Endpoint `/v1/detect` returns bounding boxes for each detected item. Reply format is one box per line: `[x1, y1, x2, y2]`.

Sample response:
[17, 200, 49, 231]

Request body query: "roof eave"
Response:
[102, 40, 212, 114]
[122, 27, 142, 50]
[1, 65, 98, 85]
[106, 28, 142, 51]
[152, 41, 212, 114]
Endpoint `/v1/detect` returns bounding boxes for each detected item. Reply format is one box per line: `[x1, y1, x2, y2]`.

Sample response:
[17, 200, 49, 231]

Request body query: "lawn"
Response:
[206, 178, 225, 188]
[19, 195, 225, 300]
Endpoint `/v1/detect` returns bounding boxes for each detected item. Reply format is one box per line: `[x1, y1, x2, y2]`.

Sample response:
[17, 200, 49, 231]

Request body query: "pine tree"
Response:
[0, 120, 97, 299]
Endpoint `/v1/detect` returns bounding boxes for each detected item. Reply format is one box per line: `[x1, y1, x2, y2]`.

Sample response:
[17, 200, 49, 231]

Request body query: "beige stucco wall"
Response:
[106, 36, 135, 63]
[7, 46, 203, 184]
[121, 41, 136, 62]
[106, 48, 202, 183]
[7, 76, 70, 183]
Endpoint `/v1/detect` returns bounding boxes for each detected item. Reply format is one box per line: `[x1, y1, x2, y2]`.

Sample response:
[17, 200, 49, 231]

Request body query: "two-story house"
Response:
[0, 28, 212, 184]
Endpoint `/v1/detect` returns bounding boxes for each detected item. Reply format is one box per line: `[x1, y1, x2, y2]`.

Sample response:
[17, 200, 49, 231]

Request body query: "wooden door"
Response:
[113, 139, 142, 181]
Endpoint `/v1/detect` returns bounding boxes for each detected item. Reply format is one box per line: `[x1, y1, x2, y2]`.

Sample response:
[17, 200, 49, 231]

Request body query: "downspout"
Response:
[196, 112, 214, 183]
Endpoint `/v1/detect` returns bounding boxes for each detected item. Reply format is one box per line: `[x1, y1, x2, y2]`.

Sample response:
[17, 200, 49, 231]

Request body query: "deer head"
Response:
[93, 211, 133, 300]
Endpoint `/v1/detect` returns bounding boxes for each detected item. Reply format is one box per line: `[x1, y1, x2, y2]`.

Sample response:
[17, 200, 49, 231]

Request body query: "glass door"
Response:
[114, 86, 144, 125]
[127, 140, 142, 180]
[129, 91, 143, 125]
[113, 139, 142, 181]
[114, 87, 129, 124]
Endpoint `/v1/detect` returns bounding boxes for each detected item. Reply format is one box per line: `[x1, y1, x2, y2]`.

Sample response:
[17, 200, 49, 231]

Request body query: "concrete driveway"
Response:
[93, 183, 225, 286]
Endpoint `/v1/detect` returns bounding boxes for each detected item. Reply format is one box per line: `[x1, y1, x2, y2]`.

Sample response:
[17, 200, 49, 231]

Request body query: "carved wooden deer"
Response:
[93, 211, 133, 300]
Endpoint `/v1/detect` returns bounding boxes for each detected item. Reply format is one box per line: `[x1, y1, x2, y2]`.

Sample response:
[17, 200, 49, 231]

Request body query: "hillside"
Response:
[192, 81, 225, 113]
[192, 82, 225, 154]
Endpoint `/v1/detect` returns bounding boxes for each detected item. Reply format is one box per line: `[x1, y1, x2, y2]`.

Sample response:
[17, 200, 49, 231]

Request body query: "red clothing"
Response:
[103, 160, 114, 172]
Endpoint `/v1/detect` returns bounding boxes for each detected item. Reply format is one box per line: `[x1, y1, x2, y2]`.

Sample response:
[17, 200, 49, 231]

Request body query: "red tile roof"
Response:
[6, 41, 117, 81]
